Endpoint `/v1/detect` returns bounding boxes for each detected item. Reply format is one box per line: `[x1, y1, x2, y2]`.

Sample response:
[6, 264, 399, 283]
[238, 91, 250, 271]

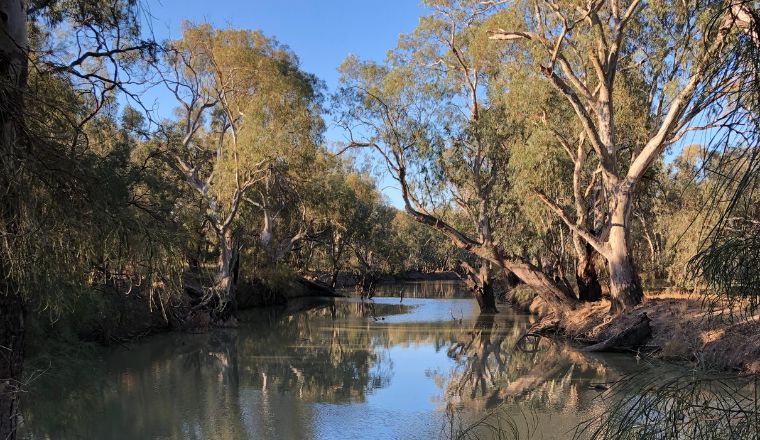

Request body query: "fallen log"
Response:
[295, 277, 344, 297]
[582, 312, 652, 353]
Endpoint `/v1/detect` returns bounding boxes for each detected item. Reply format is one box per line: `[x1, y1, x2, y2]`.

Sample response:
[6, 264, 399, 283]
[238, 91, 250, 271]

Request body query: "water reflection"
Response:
[21, 287, 641, 440]
[370, 280, 472, 299]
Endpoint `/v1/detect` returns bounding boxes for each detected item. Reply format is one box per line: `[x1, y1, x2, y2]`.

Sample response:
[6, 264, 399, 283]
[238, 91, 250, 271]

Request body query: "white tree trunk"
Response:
[213, 228, 239, 314]
[607, 186, 643, 312]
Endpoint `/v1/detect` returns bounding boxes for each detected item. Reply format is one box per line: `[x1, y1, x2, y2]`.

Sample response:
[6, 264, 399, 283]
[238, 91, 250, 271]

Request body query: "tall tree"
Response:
[335, 3, 579, 313]
[490, 0, 754, 311]
[1, 1, 155, 437]
[157, 24, 323, 316]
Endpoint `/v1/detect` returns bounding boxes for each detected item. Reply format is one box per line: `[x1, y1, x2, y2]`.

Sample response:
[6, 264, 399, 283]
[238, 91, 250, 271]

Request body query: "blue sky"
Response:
[143, 0, 427, 207]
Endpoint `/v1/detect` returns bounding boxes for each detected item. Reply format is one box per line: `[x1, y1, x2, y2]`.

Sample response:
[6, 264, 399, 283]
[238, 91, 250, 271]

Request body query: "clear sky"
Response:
[143, 1, 428, 207]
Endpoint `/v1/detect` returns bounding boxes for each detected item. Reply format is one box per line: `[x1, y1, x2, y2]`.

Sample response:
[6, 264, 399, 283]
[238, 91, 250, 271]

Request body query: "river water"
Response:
[20, 281, 645, 439]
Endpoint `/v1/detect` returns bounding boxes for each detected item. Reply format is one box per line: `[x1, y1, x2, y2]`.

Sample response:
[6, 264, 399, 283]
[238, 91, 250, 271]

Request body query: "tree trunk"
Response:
[0, 291, 24, 440]
[607, 189, 643, 313]
[476, 278, 498, 314]
[329, 269, 339, 289]
[329, 235, 343, 289]
[573, 236, 602, 302]
[213, 228, 239, 320]
[582, 313, 651, 352]
[457, 260, 498, 314]
[506, 263, 578, 311]
[0, 1, 28, 438]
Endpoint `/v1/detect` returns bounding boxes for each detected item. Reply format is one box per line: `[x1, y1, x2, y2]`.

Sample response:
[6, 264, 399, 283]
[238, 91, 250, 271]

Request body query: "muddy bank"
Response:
[43, 276, 343, 348]
[513, 286, 760, 373]
[236, 277, 343, 308]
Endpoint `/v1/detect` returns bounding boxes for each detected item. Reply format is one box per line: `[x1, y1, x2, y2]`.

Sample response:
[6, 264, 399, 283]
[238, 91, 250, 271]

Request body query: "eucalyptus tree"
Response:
[390, 212, 455, 273]
[489, 0, 756, 311]
[317, 167, 383, 287]
[335, 1, 579, 313]
[157, 24, 323, 314]
[245, 163, 315, 266]
[1, 1, 158, 438]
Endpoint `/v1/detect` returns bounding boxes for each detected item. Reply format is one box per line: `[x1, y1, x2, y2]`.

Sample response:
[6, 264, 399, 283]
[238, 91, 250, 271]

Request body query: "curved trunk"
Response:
[506, 263, 579, 311]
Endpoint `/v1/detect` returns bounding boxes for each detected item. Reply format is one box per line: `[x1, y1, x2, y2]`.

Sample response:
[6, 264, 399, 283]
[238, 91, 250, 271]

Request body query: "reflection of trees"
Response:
[22, 297, 641, 440]
[20, 299, 406, 440]
[447, 315, 511, 399]
[442, 315, 615, 413]
[373, 280, 469, 299]
[237, 302, 395, 403]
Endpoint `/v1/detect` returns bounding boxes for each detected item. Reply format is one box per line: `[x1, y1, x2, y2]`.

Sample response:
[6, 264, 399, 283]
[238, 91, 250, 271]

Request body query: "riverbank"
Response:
[26, 275, 343, 354]
[514, 286, 760, 373]
[309, 270, 460, 289]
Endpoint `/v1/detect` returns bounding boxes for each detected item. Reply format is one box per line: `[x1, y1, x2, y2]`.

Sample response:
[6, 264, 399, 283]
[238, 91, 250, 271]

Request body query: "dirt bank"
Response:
[517, 287, 760, 373]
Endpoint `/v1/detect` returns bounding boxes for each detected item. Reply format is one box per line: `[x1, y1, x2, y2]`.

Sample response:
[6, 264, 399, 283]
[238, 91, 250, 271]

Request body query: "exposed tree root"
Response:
[582, 312, 652, 352]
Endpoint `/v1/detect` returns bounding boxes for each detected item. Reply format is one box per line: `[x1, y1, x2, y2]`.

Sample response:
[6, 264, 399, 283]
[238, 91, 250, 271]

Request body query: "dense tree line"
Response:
[0, 0, 757, 438]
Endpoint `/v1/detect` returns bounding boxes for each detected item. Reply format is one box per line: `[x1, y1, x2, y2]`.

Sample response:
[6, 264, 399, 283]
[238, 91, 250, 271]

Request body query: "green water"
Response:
[20, 282, 643, 439]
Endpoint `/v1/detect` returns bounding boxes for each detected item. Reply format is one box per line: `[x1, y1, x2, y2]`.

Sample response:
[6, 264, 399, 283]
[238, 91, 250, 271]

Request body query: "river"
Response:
[20, 281, 646, 439]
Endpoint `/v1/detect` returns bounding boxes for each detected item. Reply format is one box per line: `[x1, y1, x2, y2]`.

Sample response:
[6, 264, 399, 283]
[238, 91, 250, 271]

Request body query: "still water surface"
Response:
[21, 281, 642, 439]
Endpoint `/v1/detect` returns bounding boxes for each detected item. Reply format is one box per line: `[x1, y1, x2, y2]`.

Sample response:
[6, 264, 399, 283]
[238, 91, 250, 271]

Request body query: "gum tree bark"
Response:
[544, 127, 603, 302]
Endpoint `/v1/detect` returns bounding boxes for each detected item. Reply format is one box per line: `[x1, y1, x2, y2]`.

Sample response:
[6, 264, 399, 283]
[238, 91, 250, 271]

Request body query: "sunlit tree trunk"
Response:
[606, 187, 643, 313]
[494, 0, 744, 313]
[328, 231, 344, 289]
[0, 1, 27, 438]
